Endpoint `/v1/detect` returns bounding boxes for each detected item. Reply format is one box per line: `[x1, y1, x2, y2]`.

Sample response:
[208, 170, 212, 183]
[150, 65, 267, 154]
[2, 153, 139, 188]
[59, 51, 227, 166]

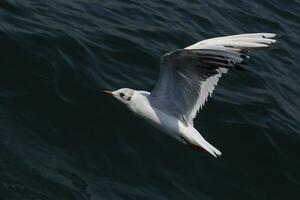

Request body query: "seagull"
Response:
[104, 33, 277, 157]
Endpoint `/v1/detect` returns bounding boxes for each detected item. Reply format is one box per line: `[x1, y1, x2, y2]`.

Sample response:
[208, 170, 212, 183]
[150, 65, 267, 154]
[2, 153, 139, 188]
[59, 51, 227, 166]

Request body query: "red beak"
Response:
[103, 90, 113, 96]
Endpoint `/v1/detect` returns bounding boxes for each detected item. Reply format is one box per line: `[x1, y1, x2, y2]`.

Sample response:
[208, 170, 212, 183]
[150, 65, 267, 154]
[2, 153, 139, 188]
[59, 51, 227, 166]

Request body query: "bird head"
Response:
[103, 88, 135, 105]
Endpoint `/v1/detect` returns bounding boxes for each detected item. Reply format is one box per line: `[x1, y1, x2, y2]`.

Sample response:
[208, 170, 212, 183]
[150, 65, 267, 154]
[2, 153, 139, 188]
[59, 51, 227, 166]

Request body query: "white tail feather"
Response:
[187, 127, 222, 158]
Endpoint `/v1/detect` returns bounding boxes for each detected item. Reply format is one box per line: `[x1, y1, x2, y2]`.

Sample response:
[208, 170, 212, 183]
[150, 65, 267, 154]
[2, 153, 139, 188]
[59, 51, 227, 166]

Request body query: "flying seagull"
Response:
[104, 33, 277, 157]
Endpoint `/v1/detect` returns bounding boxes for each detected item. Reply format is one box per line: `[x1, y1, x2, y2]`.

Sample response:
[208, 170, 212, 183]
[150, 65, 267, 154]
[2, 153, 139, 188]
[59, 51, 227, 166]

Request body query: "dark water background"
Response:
[0, 0, 299, 199]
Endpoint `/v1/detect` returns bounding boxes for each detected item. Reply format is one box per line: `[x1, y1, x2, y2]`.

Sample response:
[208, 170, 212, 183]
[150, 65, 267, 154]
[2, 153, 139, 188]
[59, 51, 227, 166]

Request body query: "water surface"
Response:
[0, 0, 299, 199]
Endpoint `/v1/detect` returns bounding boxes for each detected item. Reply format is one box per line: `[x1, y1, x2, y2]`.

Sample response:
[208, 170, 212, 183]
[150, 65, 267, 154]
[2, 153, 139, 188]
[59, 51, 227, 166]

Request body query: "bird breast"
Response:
[128, 93, 187, 140]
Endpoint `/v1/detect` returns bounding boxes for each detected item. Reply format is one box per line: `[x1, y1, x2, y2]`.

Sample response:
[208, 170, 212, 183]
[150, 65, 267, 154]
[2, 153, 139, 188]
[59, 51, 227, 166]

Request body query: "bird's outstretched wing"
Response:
[150, 33, 277, 125]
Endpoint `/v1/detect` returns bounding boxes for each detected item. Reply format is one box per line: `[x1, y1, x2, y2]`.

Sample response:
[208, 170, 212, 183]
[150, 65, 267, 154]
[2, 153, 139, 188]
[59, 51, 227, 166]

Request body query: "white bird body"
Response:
[127, 91, 222, 157]
[104, 33, 278, 157]
[128, 91, 187, 142]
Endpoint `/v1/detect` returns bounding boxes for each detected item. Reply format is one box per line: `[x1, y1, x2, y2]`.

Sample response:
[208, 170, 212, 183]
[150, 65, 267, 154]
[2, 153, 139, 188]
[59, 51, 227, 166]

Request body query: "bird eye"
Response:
[120, 93, 125, 97]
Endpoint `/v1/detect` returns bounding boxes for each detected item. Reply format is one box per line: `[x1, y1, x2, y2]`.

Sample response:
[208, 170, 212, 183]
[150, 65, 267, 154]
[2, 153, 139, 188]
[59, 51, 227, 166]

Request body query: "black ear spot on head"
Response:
[128, 96, 131, 101]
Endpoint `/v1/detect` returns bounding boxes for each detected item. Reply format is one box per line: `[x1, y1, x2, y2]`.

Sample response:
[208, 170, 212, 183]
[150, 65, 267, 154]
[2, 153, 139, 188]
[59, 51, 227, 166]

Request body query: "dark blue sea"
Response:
[0, 0, 299, 199]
